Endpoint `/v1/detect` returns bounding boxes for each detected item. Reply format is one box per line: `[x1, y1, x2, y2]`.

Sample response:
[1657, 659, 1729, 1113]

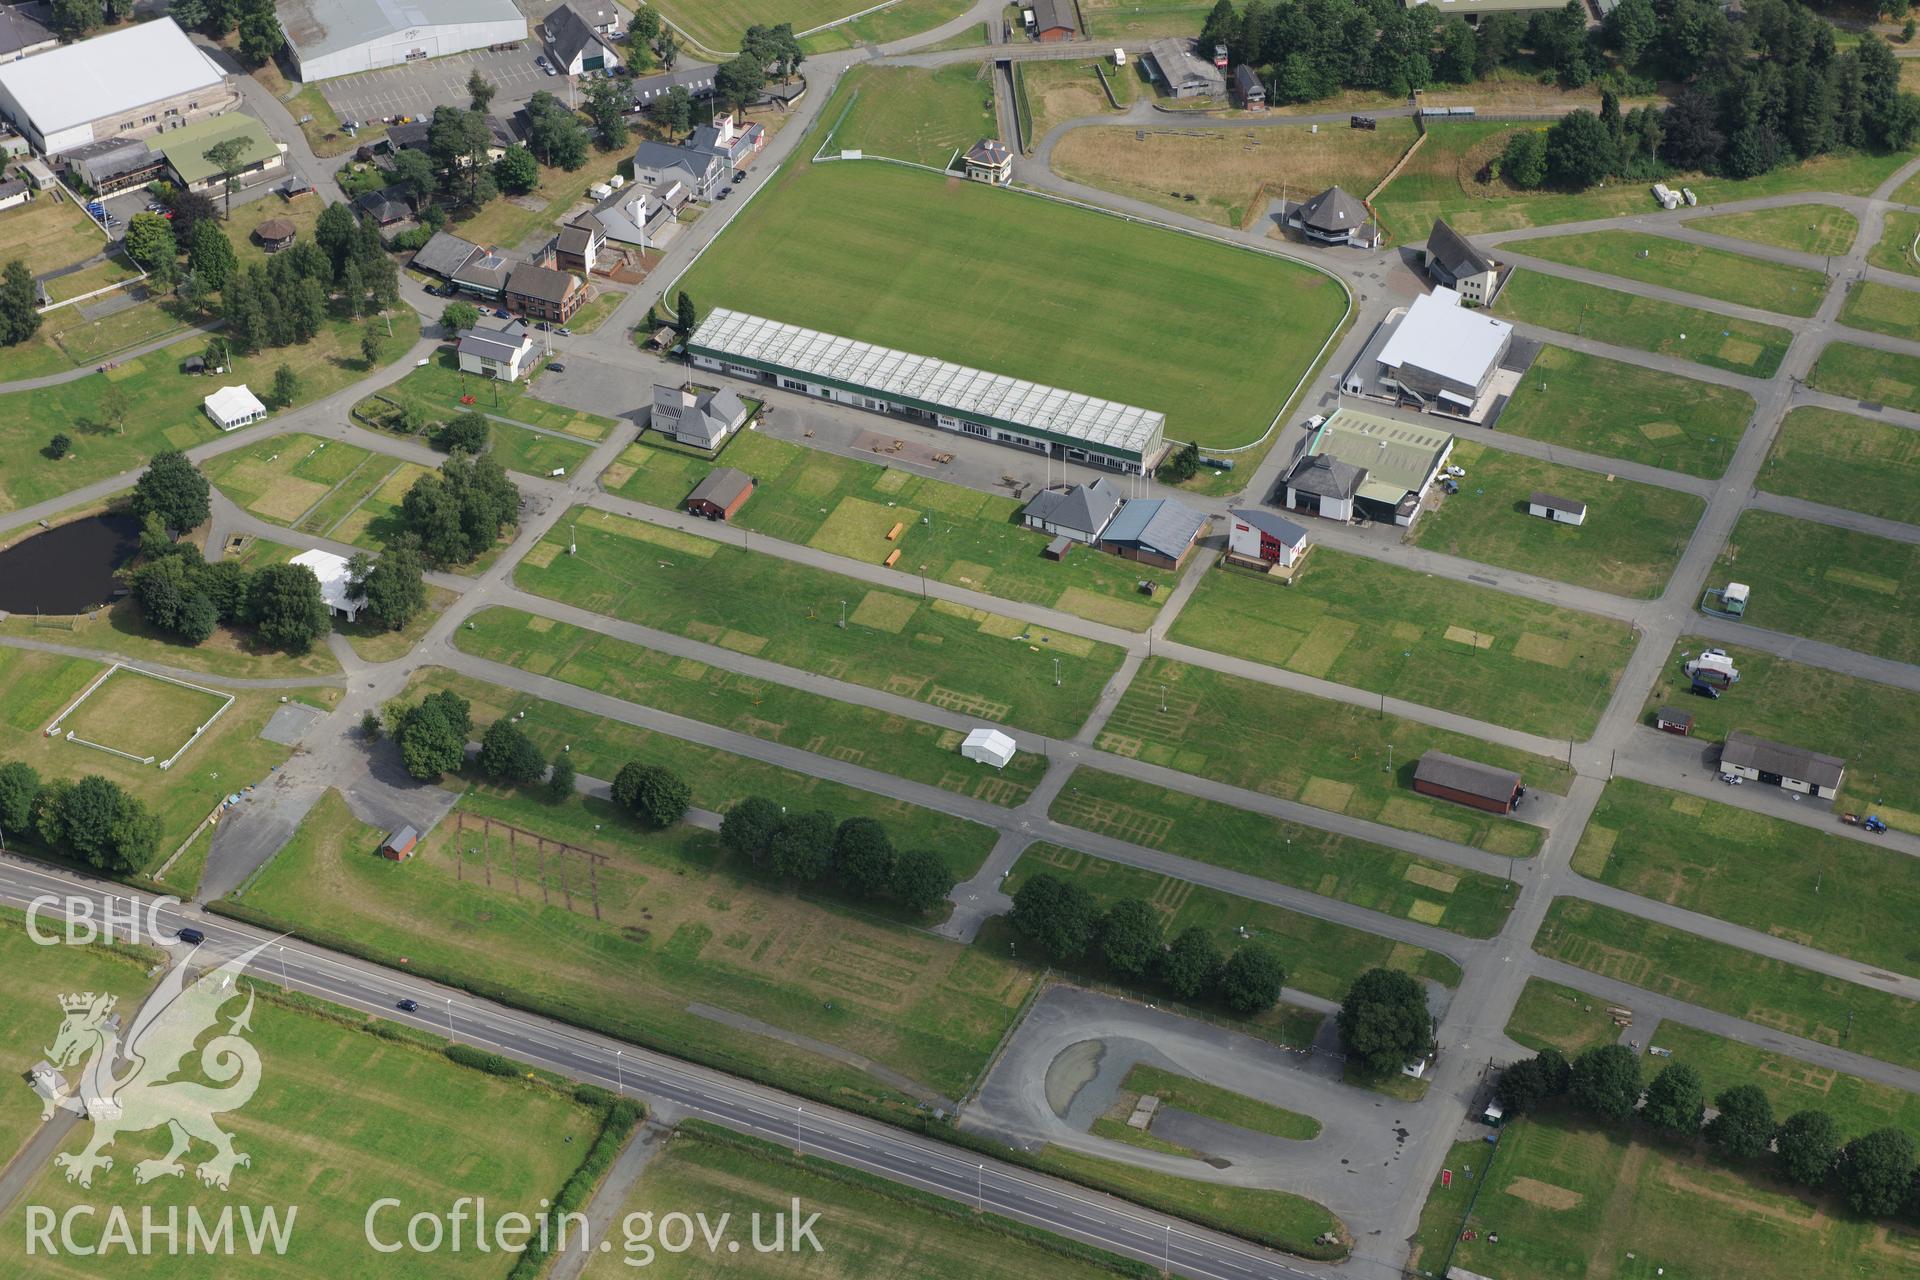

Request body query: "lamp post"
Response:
[1053, 657, 1061, 687]
[976, 1164, 984, 1213]
[615, 1049, 624, 1096]
[444, 997, 454, 1043]
[919, 565, 928, 599]
[276, 945, 288, 991]
[837, 599, 846, 629]
[794, 1105, 803, 1154]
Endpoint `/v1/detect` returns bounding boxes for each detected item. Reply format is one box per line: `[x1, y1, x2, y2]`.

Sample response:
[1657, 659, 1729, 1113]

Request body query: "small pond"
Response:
[0, 513, 142, 615]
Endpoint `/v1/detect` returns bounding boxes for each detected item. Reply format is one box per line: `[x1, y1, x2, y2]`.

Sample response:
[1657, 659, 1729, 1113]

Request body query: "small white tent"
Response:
[203, 384, 267, 431]
[961, 727, 1017, 769]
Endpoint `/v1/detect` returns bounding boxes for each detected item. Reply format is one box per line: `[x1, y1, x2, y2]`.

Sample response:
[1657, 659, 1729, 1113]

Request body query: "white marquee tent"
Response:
[961, 727, 1017, 769]
[203, 384, 267, 431]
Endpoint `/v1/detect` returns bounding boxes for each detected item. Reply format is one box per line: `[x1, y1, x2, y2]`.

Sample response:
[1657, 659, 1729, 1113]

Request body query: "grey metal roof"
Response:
[1147, 38, 1225, 93]
[453, 251, 510, 291]
[354, 187, 411, 222]
[458, 318, 529, 363]
[966, 139, 1011, 165]
[1721, 730, 1845, 789]
[1031, 0, 1076, 31]
[1285, 451, 1365, 500]
[687, 466, 753, 509]
[63, 136, 158, 181]
[1529, 491, 1586, 516]
[1378, 288, 1512, 388]
[0, 178, 24, 201]
[652, 382, 746, 446]
[0, 2, 53, 58]
[1655, 706, 1693, 727]
[0, 18, 226, 137]
[633, 139, 720, 183]
[556, 220, 600, 256]
[630, 61, 718, 104]
[1296, 185, 1369, 234]
[1101, 498, 1205, 560]
[279, 0, 524, 62]
[1023, 479, 1122, 537]
[689, 309, 1165, 460]
[410, 230, 482, 279]
[1229, 507, 1308, 544]
[1427, 217, 1496, 279]
[1233, 65, 1263, 96]
[544, 1, 613, 65]
[1414, 751, 1522, 803]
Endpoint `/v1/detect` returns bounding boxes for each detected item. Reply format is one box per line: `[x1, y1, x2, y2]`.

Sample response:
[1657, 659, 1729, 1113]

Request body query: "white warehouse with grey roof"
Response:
[277, 0, 526, 82]
[686, 309, 1169, 474]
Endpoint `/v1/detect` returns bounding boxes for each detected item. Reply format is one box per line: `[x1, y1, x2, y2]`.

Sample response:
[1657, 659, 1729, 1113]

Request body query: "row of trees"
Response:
[718, 795, 956, 916]
[396, 451, 521, 568]
[1497, 1044, 1920, 1219]
[0, 762, 158, 874]
[1007, 872, 1288, 1015]
[1199, 0, 1920, 178]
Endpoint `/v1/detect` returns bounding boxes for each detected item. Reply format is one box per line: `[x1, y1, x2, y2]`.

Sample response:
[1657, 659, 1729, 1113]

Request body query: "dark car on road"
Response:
[176, 927, 205, 945]
[397, 998, 419, 1013]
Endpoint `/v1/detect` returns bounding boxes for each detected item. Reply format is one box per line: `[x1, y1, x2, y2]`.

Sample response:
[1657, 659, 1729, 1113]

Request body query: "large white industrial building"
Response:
[0, 18, 235, 154]
[277, 0, 526, 82]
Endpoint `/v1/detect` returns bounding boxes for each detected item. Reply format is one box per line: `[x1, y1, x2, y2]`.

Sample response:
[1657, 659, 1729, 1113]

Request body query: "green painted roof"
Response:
[158, 113, 278, 185]
[1307, 408, 1454, 495]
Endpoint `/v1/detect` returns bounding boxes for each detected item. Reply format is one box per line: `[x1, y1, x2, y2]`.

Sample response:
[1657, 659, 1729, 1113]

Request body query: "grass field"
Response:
[1405, 1138, 1489, 1276]
[653, 0, 891, 49]
[1575, 778, 1920, 978]
[1169, 551, 1634, 738]
[1641, 635, 1920, 816]
[204, 432, 373, 526]
[797, 0, 974, 51]
[400, 666, 996, 876]
[1710, 510, 1920, 665]
[1840, 279, 1920, 341]
[339, 584, 455, 664]
[1512, 230, 1828, 317]
[516, 506, 1126, 737]
[0, 648, 334, 866]
[1536, 897, 1920, 1072]
[1082, 0, 1215, 38]
[1119, 1063, 1321, 1141]
[1051, 767, 1517, 937]
[1867, 210, 1920, 276]
[0, 311, 420, 517]
[1491, 345, 1752, 478]
[582, 1123, 1144, 1279]
[1504, 977, 1624, 1057]
[0, 912, 157, 1165]
[1494, 271, 1792, 378]
[1020, 59, 1135, 141]
[382, 350, 619, 441]
[1440, 1111, 1920, 1280]
[1411, 441, 1703, 598]
[1093, 657, 1566, 854]
[236, 786, 1031, 1111]
[59, 666, 228, 762]
[1371, 119, 1913, 242]
[1008, 843, 1463, 999]
[1644, 1022, 1920, 1145]
[674, 153, 1348, 450]
[1052, 117, 1416, 230]
[5, 975, 603, 1279]
[1686, 204, 1860, 256]
[454, 607, 1049, 808]
[1809, 340, 1920, 414]
[828, 64, 996, 168]
[0, 194, 107, 278]
[226, 195, 324, 273]
[1757, 405, 1920, 525]
[606, 428, 1175, 629]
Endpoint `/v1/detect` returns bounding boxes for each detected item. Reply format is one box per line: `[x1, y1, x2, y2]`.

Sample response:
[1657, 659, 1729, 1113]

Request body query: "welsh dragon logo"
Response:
[41, 938, 272, 1191]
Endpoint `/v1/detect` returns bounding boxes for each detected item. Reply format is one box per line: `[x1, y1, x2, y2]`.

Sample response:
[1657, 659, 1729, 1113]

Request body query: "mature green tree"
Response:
[235, 0, 282, 65]
[169, 0, 210, 28]
[34, 775, 158, 873]
[49, 0, 101, 40]
[545, 750, 575, 802]
[1839, 1127, 1917, 1217]
[0, 761, 41, 834]
[1436, 19, 1477, 84]
[97, 384, 130, 436]
[196, 558, 249, 623]
[478, 718, 545, 785]
[315, 200, 358, 278]
[433, 410, 491, 455]
[468, 69, 497, 114]
[717, 54, 766, 112]
[1641, 1061, 1706, 1136]
[1704, 1084, 1775, 1161]
[124, 212, 178, 270]
[833, 817, 896, 898]
[347, 543, 427, 630]
[1098, 898, 1162, 981]
[493, 144, 540, 194]
[1570, 1044, 1642, 1123]
[46, 433, 70, 460]
[1008, 872, 1099, 960]
[400, 452, 521, 566]
[270, 363, 300, 408]
[719, 795, 784, 862]
[132, 450, 211, 534]
[1499, 130, 1548, 189]
[440, 300, 480, 336]
[676, 290, 697, 336]
[1157, 926, 1223, 1000]
[1221, 942, 1285, 1014]
[651, 85, 693, 138]
[1775, 1109, 1841, 1188]
[0, 259, 42, 346]
[630, 2, 662, 42]
[188, 219, 237, 289]
[396, 690, 472, 780]
[583, 78, 632, 149]
[525, 92, 589, 170]
[1603, 0, 1657, 65]
[653, 28, 678, 69]
[612, 762, 691, 827]
[132, 554, 218, 642]
[360, 322, 384, 368]
[201, 138, 250, 220]
[890, 847, 954, 914]
[1545, 110, 1615, 189]
[246, 562, 330, 653]
[768, 809, 835, 881]
[390, 148, 438, 205]
[1495, 1054, 1553, 1115]
[1337, 968, 1432, 1075]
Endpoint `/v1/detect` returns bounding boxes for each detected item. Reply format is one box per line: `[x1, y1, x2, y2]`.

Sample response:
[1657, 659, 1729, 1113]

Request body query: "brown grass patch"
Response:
[1403, 864, 1459, 894]
[1505, 1177, 1583, 1211]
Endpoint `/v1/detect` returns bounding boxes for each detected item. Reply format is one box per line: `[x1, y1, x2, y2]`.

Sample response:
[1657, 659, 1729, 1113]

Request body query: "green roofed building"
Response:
[157, 112, 283, 192]
[1281, 408, 1454, 527]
